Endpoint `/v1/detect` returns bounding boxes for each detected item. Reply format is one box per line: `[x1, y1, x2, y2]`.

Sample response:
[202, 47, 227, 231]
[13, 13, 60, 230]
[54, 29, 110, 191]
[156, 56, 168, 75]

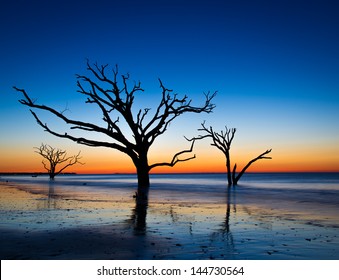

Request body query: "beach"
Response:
[0, 173, 339, 260]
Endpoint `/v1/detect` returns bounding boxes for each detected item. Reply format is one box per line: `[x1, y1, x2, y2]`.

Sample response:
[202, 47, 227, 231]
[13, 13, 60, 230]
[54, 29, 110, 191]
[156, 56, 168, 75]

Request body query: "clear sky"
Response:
[1, 0, 338, 174]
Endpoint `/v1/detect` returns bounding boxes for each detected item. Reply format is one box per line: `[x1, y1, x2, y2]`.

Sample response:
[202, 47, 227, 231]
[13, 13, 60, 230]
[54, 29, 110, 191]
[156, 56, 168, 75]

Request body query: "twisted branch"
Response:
[34, 143, 84, 178]
[14, 62, 216, 180]
[188, 122, 272, 186]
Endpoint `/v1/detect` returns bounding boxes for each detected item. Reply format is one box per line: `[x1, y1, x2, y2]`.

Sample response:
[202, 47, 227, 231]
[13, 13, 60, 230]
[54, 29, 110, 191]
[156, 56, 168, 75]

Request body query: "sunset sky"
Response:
[1, 0, 338, 174]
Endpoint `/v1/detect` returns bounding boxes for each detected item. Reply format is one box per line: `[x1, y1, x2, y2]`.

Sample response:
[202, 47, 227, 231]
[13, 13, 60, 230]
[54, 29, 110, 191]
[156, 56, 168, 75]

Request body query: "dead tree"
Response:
[34, 143, 83, 179]
[14, 61, 216, 196]
[189, 122, 272, 186]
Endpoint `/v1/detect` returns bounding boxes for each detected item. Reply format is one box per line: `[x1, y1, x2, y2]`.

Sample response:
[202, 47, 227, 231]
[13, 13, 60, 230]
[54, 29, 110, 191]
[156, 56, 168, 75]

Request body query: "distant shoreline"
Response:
[0, 172, 76, 176]
[1, 171, 339, 176]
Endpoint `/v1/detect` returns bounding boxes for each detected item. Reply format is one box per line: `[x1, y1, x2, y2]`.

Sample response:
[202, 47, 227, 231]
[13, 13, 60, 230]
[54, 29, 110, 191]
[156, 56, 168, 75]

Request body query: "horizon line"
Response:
[1, 171, 339, 176]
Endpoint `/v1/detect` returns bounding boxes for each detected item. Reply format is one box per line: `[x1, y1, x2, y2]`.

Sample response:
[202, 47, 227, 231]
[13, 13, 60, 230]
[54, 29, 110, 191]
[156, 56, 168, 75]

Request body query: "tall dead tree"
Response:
[34, 143, 83, 179]
[190, 122, 272, 186]
[14, 61, 216, 196]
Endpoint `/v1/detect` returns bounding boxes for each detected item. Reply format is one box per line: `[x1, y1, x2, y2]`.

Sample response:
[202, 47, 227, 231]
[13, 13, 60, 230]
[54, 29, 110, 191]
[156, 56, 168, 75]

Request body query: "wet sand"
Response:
[1, 180, 339, 260]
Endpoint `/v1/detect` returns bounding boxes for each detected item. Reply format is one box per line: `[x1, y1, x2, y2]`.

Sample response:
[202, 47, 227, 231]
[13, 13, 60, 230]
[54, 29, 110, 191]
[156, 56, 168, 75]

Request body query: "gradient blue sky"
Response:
[1, 0, 338, 173]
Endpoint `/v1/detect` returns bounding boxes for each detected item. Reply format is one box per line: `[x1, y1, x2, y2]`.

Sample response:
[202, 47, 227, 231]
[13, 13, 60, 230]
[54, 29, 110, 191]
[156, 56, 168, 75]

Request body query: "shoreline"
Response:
[1, 171, 339, 177]
[1, 178, 339, 260]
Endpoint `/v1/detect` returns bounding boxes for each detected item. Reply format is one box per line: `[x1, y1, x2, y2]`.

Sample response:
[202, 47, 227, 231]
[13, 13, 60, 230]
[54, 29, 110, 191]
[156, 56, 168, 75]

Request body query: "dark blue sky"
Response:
[2, 0, 338, 92]
[1, 0, 339, 172]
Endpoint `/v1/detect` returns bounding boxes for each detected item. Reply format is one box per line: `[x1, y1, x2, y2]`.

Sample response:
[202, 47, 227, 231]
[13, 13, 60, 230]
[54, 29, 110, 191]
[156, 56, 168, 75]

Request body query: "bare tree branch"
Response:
[34, 143, 84, 179]
[149, 139, 196, 169]
[233, 149, 272, 185]
[189, 122, 272, 186]
[14, 62, 216, 189]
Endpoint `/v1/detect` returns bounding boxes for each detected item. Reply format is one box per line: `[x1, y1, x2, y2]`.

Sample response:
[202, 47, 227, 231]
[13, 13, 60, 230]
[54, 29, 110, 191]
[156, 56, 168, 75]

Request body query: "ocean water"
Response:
[2, 172, 339, 219]
[1, 172, 339, 259]
[2, 172, 339, 189]
[2, 172, 339, 202]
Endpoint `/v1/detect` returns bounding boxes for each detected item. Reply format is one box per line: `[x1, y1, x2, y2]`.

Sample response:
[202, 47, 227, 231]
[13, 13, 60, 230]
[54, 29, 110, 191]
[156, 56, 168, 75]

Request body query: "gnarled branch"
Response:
[188, 122, 272, 186]
[34, 143, 84, 179]
[149, 139, 196, 169]
[232, 149, 272, 185]
[14, 62, 216, 188]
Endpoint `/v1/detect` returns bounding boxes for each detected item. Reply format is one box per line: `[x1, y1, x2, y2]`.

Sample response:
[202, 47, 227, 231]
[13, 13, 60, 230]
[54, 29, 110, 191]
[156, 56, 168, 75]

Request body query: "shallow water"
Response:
[0, 173, 339, 259]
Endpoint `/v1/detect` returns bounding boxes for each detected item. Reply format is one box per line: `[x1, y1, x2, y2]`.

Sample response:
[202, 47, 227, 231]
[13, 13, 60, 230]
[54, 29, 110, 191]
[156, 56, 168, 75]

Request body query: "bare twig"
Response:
[14, 61, 216, 188]
[189, 122, 272, 186]
[34, 144, 84, 179]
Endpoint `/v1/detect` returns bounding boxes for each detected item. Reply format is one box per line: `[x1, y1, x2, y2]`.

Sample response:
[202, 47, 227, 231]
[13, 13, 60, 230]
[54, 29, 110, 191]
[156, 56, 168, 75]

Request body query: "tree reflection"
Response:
[47, 181, 57, 208]
[128, 188, 149, 235]
[210, 188, 237, 256]
[223, 188, 237, 233]
[37, 181, 57, 209]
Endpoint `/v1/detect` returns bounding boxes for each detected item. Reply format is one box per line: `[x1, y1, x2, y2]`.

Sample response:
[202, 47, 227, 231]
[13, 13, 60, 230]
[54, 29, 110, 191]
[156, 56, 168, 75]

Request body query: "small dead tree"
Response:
[189, 122, 272, 186]
[34, 143, 83, 179]
[14, 61, 216, 196]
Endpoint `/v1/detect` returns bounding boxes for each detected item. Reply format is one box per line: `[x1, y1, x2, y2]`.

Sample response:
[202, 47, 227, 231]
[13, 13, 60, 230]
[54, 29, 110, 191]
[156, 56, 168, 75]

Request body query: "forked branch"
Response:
[232, 149, 272, 185]
[34, 143, 84, 179]
[188, 122, 272, 186]
[14, 61, 216, 188]
[149, 139, 196, 169]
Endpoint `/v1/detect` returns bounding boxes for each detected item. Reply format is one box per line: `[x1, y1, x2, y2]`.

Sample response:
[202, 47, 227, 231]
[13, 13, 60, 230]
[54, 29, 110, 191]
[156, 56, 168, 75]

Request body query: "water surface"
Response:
[1, 173, 338, 259]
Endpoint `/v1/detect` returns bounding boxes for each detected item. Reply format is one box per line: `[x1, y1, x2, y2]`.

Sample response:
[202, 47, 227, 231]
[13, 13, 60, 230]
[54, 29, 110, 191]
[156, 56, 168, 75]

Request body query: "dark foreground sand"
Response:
[1, 181, 338, 260]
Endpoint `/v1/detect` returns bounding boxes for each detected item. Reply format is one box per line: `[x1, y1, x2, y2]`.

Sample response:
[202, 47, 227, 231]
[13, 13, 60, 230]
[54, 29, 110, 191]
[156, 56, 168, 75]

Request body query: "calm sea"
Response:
[1, 172, 339, 259]
[1, 172, 339, 204]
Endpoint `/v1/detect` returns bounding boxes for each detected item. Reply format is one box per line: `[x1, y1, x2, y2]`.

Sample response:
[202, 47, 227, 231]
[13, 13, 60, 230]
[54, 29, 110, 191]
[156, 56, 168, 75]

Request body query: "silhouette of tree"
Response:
[189, 122, 272, 186]
[14, 61, 216, 196]
[34, 143, 83, 179]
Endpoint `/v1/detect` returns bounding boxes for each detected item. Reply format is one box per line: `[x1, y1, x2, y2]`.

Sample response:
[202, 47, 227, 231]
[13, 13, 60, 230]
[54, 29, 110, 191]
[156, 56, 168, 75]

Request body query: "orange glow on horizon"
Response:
[1, 162, 339, 174]
[1, 142, 339, 174]
[2, 157, 338, 174]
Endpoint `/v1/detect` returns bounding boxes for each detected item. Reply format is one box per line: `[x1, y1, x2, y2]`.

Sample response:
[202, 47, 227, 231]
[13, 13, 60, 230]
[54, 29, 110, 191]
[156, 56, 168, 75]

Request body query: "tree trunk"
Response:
[232, 164, 237, 186]
[49, 171, 55, 180]
[49, 164, 56, 180]
[135, 150, 150, 199]
[225, 150, 232, 187]
[137, 167, 150, 190]
[136, 168, 150, 208]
